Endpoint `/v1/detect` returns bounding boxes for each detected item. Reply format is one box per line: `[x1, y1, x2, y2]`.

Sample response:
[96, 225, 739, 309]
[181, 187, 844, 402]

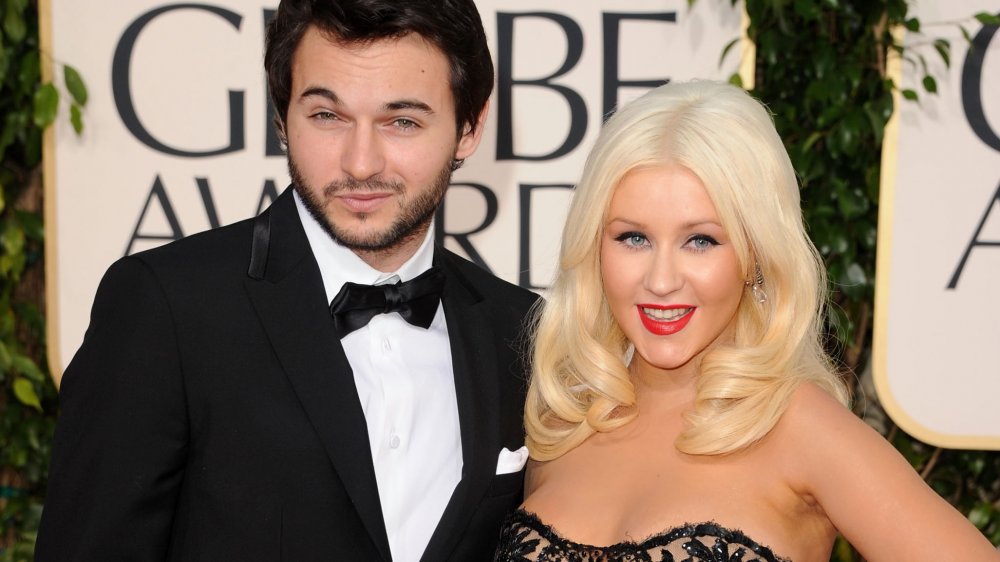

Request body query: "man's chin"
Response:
[330, 226, 385, 246]
[329, 224, 421, 253]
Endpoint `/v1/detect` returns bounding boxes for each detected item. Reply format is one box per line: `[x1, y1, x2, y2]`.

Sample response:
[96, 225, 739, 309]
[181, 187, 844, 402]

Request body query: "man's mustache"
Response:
[323, 177, 405, 196]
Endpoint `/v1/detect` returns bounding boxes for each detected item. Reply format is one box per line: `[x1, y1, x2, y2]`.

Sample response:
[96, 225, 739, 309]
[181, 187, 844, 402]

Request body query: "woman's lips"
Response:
[637, 304, 695, 335]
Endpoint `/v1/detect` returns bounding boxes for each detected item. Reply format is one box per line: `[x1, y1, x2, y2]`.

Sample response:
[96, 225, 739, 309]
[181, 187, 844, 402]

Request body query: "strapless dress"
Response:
[494, 509, 790, 562]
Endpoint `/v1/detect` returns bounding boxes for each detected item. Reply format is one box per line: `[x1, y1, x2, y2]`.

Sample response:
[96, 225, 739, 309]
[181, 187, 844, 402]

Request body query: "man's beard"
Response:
[289, 155, 451, 254]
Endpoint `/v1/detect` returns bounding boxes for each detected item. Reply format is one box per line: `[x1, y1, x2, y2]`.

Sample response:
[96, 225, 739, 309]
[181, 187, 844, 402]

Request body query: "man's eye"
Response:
[394, 118, 418, 130]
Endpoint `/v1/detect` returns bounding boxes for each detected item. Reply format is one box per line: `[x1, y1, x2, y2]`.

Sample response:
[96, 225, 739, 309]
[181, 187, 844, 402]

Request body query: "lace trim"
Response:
[496, 508, 791, 562]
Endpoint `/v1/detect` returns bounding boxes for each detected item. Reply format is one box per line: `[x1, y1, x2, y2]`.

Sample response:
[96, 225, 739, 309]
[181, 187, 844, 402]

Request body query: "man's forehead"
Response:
[303, 26, 445, 63]
[289, 28, 455, 113]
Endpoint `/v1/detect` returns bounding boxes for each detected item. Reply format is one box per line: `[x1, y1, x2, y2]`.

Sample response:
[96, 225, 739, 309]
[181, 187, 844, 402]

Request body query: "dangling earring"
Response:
[622, 343, 635, 366]
[745, 263, 767, 304]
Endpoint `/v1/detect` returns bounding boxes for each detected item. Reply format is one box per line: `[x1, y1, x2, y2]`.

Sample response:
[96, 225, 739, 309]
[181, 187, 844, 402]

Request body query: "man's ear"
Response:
[455, 100, 490, 161]
[274, 116, 288, 150]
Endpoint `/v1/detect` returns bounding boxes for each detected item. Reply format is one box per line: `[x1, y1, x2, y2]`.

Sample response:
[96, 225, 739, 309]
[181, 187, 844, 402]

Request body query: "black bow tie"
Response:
[329, 267, 445, 338]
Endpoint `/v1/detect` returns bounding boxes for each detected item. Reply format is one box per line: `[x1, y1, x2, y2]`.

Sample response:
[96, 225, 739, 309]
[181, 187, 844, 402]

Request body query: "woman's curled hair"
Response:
[524, 81, 849, 461]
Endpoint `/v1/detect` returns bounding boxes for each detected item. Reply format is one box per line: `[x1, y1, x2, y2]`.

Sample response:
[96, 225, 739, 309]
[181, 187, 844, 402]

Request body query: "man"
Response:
[35, 1, 538, 560]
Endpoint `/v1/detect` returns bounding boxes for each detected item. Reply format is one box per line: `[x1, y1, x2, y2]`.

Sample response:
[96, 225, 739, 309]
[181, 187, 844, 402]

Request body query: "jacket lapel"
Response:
[420, 250, 502, 562]
[242, 190, 392, 562]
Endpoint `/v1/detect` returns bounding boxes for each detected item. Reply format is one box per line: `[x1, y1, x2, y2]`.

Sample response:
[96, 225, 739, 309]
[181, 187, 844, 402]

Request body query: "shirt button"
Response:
[389, 435, 401, 449]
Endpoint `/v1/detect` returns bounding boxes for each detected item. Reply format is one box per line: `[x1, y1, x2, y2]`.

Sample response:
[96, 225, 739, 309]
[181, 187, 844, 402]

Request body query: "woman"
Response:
[494, 81, 1000, 561]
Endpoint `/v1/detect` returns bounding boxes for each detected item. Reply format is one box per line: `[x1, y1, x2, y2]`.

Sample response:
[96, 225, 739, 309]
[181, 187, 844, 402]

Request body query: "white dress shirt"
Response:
[294, 192, 462, 562]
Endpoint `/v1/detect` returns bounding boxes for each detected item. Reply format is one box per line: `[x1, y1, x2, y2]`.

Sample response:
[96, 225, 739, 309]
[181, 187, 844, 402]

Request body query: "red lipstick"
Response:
[637, 304, 694, 336]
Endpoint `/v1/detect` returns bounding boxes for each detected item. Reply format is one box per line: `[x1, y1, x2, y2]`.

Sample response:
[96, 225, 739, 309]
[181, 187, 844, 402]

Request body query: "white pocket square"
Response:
[495, 446, 529, 475]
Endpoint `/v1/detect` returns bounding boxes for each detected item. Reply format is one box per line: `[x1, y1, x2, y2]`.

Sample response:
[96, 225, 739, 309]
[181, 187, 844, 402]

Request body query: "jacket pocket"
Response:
[485, 470, 524, 497]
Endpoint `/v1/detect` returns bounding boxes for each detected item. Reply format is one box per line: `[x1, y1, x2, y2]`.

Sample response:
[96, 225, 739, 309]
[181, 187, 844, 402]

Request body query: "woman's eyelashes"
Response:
[613, 231, 650, 249]
[684, 234, 721, 253]
[612, 230, 721, 253]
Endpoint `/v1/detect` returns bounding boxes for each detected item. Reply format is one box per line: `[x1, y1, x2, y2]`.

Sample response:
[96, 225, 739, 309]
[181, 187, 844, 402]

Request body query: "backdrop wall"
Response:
[41, 0, 746, 378]
[875, 0, 1000, 449]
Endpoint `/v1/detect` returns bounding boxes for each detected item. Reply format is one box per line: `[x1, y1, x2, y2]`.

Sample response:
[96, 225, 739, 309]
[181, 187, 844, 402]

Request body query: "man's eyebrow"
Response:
[383, 100, 434, 114]
[296, 89, 434, 116]
[299, 86, 340, 104]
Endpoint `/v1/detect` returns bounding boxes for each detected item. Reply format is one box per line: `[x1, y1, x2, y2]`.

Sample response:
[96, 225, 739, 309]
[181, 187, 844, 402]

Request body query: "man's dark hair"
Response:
[265, 0, 494, 138]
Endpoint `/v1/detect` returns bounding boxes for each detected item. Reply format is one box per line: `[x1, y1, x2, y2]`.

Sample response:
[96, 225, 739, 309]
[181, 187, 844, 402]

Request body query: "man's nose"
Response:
[341, 126, 385, 181]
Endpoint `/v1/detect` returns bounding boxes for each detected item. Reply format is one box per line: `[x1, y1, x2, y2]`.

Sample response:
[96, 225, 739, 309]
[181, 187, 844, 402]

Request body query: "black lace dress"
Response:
[494, 509, 791, 562]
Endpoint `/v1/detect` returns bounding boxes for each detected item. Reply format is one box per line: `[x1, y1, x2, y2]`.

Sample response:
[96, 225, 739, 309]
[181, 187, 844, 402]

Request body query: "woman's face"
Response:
[600, 165, 744, 377]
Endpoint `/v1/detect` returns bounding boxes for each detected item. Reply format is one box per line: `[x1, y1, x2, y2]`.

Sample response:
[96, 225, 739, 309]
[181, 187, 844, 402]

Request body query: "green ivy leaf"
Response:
[18, 50, 39, 92]
[916, 53, 929, 76]
[25, 122, 42, 165]
[27, 424, 41, 451]
[14, 209, 43, 241]
[845, 262, 867, 286]
[933, 39, 951, 68]
[974, 12, 1000, 26]
[966, 455, 986, 477]
[832, 537, 854, 561]
[1, 112, 24, 158]
[70, 103, 83, 135]
[960, 25, 972, 44]
[2, 220, 26, 255]
[3, 5, 27, 43]
[902, 89, 918, 101]
[64, 64, 88, 106]
[0, 308, 15, 339]
[862, 224, 877, 251]
[903, 17, 920, 32]
[0, 39, 9, 83]
[802, 131, 823, 152]
[968, 503, 994, 529]
[0, 339, 11, 372]
[923, 75, 938, 94]
[719, 37, 740, 68]
[863, 106, 885, 145]
[13, 377, 42, 411]
[32, 83, 59, 128]
[793, 0, 821, 22]
[11, 354, 45, 382]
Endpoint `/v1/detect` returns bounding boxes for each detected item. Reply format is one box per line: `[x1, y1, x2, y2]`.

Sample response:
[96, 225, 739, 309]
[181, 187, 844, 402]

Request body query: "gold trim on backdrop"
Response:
[738, 3, 755, 90]
[38, 0, 64, 388]
[872, 25, 1000, 451]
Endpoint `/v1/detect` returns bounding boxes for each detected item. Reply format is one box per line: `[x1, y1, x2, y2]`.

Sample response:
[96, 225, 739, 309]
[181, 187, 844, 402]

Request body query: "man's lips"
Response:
[637, 304, 695, 336]
[336, 192, 394, 213]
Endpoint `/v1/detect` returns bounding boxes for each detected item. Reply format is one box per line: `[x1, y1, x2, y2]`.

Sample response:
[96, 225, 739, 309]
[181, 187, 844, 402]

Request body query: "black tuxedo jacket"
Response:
[36, 188, 539, 561]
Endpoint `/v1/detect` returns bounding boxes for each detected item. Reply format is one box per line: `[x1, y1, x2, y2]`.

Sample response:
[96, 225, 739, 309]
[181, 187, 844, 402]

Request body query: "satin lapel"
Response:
[242, 190, 392, 562]
[420, 250, 501, 562]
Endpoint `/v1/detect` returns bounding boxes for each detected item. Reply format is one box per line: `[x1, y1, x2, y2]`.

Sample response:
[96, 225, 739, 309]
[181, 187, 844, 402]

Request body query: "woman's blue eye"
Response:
[614, 232, 648, 248]
[687, 234, 719, 252]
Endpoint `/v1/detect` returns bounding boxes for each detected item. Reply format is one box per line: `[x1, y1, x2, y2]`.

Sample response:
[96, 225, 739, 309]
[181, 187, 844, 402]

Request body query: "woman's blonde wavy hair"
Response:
[525, 80, 849, 461]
